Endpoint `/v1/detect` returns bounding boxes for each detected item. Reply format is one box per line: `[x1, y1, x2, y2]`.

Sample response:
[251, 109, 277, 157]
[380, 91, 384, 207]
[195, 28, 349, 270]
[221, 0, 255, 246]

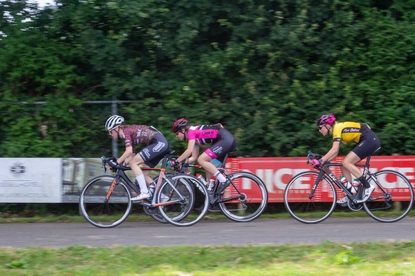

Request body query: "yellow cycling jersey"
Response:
[332, 122, 368, 143]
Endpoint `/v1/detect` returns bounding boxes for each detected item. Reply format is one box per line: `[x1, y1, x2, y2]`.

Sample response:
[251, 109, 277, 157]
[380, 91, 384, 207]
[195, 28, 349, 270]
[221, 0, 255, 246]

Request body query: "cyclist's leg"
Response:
[342, 153, 362, 181]
[131, 134, 170, 199]
[129, 154, 149, 200]
[346, 134, 380, 202]
[199, 129, 236, 191]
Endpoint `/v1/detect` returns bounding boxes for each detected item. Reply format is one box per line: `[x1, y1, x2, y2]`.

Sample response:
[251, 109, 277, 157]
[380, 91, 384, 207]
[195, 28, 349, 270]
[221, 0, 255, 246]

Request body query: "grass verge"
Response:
[1, 241, 415, 275]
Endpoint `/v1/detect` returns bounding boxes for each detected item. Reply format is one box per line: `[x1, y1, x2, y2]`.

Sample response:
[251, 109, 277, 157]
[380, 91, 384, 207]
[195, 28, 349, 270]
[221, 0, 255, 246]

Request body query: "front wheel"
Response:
[157, 174, 209, 227]
[284, 171, 337, 224]
[79, 175, 132, 228]
[218, 172, 268, 222]
[364, 170, 414, 223]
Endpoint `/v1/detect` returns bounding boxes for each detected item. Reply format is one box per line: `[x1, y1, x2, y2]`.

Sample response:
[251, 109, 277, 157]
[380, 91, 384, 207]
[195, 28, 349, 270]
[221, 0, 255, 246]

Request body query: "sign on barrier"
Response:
[0, 156, 414, 203]
[227, 156, 415, 203]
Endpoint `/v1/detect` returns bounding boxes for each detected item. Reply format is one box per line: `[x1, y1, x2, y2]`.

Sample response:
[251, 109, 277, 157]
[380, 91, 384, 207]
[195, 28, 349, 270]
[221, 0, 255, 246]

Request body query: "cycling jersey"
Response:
[122, 125, 159, 148]
[122, 125, 169, 167]
[187, 124, 236, 161]
[332, 122, 372, 143]
[187, 124, 222, 145]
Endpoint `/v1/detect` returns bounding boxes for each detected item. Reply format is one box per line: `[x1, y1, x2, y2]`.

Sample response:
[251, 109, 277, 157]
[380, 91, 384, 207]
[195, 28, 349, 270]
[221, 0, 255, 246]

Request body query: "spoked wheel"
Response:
[284, 171, 337, 224]
[217, 172, 268, 222]
[157, 174, 209, 227]
[79, 175, 132, 228]
[364, 170, 414, 223]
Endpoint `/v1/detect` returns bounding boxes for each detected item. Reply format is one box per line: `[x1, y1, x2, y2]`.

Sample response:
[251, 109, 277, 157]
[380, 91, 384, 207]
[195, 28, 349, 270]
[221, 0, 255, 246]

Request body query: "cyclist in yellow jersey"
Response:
[313, 114, 381, 204]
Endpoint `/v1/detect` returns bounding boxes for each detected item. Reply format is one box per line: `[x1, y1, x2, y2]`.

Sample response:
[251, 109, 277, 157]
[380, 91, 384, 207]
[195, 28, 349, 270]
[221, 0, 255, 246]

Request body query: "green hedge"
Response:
[1, 0, 414, 158]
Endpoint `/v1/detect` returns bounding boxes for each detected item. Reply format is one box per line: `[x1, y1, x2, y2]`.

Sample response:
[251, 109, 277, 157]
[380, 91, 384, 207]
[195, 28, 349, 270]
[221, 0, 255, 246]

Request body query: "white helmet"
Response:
[105, 115, 124, 131]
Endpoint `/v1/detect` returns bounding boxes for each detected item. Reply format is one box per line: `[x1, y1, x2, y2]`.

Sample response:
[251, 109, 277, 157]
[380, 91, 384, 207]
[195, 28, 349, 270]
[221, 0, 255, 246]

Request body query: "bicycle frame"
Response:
[310, 155, 371, 204]
[180, 153, 248, 204]
[104, 153, 186, 208]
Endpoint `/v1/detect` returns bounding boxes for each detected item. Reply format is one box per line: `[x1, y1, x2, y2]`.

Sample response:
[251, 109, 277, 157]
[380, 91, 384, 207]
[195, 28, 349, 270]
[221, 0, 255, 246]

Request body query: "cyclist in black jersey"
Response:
[313, 114, 381, 204]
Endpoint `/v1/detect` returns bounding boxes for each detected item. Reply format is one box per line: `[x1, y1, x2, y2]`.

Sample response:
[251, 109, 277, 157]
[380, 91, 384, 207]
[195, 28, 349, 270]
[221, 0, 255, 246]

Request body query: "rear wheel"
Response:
[79, 175, 132, 228]
[284, 171, 336, 224]
[364, 170, 414, 223]
[218, 172, 268, 222]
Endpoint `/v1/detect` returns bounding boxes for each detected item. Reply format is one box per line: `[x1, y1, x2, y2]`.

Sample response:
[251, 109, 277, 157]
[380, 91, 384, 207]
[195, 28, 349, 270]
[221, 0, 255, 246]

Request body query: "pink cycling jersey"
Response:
[187, 125, 220, 145]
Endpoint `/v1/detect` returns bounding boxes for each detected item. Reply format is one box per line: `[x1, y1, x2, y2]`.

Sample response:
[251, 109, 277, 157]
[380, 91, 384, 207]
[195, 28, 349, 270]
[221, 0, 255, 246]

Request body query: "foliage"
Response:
[1, 0, 414, 158]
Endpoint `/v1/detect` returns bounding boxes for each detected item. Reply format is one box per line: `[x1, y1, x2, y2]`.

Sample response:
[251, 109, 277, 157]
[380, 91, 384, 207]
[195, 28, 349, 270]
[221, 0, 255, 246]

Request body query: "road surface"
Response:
[1, 217, 414, 248]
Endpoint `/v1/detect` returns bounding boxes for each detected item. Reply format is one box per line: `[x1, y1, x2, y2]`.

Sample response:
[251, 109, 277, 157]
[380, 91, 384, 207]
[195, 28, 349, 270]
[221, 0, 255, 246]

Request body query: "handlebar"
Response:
[100, 156, 130, 172]
[306, 150, 322, 164]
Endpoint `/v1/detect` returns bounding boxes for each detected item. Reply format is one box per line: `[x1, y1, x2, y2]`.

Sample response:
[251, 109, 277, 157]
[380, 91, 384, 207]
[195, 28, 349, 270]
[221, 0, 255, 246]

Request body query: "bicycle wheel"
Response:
[284, 171, 337, 224]
[79, 175, 132, 228]
[364, 170, 414, 223]
[218, 172, 268, 222]
[157, 174, 209, 227]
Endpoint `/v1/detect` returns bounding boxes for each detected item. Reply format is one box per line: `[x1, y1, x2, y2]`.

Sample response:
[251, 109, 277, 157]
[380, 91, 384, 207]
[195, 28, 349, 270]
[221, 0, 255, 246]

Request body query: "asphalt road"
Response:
[1, 217, 414, 248]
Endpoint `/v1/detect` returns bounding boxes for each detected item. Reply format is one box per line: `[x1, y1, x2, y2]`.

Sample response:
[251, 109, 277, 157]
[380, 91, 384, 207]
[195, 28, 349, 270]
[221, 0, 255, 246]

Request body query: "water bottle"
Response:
[208, 178, 216, 191]
[196, 173, 207, 186]
[352, 178, 360, 190]
[340, 175, 356, 194]
[148, 183, 156, 196]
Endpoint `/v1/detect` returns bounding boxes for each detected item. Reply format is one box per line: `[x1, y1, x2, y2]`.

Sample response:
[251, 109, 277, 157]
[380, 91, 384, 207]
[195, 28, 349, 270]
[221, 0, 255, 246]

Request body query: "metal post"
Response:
[111, 96, 118, 158]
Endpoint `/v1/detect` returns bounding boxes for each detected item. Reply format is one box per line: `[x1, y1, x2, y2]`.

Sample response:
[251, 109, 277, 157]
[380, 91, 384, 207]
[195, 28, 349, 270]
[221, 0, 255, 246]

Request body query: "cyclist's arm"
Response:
[177, 139, 196, 163]
[187, 145, 200, 163]
[321, 141, 340, 163]
[117, 146, 134, 165]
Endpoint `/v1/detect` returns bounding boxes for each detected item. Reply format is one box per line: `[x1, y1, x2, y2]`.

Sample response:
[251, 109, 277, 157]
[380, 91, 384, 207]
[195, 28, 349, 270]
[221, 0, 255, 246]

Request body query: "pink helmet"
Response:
[317, 114, 336, 127]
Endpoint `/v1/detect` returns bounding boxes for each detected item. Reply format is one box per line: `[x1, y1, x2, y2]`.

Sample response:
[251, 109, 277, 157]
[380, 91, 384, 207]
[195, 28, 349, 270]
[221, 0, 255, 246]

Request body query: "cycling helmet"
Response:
[317, 114, 336, 127]
[105, 115, 124, 131]
[172, 118, 188, 133]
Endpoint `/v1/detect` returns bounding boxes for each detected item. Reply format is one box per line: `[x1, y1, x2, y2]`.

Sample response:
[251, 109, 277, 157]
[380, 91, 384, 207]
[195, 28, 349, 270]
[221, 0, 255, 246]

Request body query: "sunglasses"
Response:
[318, 125, 324, 130]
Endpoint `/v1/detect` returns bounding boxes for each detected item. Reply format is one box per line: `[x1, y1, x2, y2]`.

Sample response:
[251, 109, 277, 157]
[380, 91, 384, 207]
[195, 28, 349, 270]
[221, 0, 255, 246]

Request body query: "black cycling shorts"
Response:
[205, 128, 236, 163]
[352, 126, 381, 160]
[139, 133, 170, 168]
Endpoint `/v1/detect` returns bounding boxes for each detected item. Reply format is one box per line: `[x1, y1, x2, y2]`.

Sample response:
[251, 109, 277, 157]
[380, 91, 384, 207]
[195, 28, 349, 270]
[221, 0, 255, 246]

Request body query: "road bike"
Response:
[284, 150, 414, 224]
[79, 151, 209, 228]
[175, 152, 268, 222]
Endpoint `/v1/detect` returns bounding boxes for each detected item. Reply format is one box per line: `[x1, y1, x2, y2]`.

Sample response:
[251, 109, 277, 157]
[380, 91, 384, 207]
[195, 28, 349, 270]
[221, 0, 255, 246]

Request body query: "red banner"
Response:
[225, 156, 415, 203]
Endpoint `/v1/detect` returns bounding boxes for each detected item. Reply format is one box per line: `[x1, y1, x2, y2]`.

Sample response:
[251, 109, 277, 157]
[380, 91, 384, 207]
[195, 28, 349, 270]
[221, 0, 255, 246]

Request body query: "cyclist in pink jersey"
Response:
[170, 118, 236, 194]
[105, 115, 170, 201]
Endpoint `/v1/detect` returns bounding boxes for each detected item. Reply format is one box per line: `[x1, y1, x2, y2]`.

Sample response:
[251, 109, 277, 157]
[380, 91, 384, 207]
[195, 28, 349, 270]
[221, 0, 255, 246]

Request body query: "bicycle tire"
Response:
[79, 175, 132, 228]
[284, 170, 337, 224]
[364, 169, 414, 223]
[157, 174, 209, 227]
[218, 172, 268, 222]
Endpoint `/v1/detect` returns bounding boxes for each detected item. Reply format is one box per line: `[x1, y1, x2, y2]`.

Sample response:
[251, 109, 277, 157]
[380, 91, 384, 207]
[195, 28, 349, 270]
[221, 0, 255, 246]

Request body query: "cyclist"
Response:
[313, 114, 381, 204]
[170, 118, 236, 194]
[105, 115, 170, 201]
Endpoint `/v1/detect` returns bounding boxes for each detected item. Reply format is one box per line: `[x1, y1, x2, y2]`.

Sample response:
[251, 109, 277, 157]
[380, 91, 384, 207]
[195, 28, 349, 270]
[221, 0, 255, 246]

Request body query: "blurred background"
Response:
[1, 0, 414, 160]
